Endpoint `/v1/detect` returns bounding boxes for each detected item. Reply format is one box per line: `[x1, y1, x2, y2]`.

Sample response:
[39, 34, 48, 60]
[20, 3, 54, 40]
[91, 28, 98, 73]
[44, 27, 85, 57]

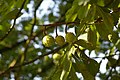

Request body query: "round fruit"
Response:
[53, 53, 61, 61]
[55, 35, 65, 46]
[42, 35, 55, 47]
[65, 32, 76, 43]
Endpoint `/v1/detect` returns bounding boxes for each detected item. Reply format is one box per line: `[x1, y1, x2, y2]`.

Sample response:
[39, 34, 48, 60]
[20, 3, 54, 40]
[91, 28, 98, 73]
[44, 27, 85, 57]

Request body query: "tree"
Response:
[0, 0, 120, 80]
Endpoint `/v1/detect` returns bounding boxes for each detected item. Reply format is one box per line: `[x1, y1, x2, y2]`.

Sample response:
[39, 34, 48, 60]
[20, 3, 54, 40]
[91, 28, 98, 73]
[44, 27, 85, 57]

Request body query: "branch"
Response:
[105, 52, 120, 80]
[0, 39, 26, 53]
[0, 43, 68, 76]
[21, 0, 43, 62]
[0, 0, 27, 42]
[38, 21, 79, 27]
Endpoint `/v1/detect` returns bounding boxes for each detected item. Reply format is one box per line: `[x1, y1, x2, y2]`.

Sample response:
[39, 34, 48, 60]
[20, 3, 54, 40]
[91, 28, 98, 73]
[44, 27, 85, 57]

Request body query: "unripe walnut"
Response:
[42, 35, 55, 47]
[53, 53, 61, 61]
[55, 35, 65, 46]
[65, 32, 76, 43]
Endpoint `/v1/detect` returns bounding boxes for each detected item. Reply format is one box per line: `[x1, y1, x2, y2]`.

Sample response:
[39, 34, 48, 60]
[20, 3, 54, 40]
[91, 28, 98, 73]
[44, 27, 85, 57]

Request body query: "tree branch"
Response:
[0, 21, 78, 54]
[0, 39, 26, 53]
[0, 43, 68, 76]
[38, 21, 79, 27]
[21, 0, 43, 62]
[0, 0, 27, 42]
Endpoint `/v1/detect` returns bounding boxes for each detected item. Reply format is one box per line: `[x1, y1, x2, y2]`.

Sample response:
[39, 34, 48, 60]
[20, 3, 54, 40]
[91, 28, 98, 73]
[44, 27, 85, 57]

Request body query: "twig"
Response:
[0, 43, 68, 76]
[38, 21, 79, 27]
[0, 21, 79, 53]
[0, 0, 27, 42]
[21, 0, 43, 62]
[105, 53, 120, 80]
[0, 39, 26, 53]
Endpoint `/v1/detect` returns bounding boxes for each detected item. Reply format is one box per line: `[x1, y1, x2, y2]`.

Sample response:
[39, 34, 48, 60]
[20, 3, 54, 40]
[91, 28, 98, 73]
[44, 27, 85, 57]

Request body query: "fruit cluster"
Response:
[42, 32, 76, 47]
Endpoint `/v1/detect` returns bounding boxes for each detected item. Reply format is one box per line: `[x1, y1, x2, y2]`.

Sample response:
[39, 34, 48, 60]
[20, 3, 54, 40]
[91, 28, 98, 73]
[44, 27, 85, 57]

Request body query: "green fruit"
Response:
[55, 35, 65, 46]
[42, 35, 55, 47]
[53, 53, 61, 61]
[65, 32, 76, 43]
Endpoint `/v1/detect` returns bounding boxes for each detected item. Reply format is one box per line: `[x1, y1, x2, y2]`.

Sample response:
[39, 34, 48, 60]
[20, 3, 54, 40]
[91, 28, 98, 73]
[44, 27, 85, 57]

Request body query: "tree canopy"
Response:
[0, 0, 120, 80]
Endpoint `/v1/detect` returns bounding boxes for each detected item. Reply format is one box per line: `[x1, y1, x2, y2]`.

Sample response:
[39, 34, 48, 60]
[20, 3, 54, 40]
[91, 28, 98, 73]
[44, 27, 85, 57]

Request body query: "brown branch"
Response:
[0, 43, 68, 76]
[0, 39, 26, 53]
[0, 0, 27, 42]
[105, 52, 120, 80]
[0, 21, 79, 54]
[38, 21, 79, 27]
[21, 0, 43, 62]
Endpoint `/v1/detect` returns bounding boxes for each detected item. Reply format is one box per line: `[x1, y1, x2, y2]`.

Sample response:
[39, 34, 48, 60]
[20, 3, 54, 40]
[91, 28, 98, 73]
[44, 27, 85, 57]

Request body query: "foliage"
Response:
[0, 0, 120, 80]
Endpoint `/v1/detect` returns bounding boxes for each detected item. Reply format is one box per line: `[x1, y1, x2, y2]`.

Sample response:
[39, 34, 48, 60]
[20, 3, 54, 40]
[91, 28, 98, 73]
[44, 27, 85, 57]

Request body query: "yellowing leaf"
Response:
[9, 59, 16, 68]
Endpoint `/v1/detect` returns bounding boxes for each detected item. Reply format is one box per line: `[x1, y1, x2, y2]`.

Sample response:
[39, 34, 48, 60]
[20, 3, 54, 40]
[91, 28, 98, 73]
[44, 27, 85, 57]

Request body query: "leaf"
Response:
[75, 20, 86, 37]
[74, 0, 90, 6]
[85, 4, 96, 22]
[95, 22, 110, 40]
[83, 58, 100, 76]
[60, 53, 72, 80]
[77, 4, 90, 19]
[65, 5, 78, 22]
[111, 75, 120, 80]
[76, 50, 100, 76]
[74, 39, 95, 50]
[68, 66, 79, 80]
[48, 66, 62, 80]
[97, 0, 105, 7]
[107, 56, 117, 67]
[2, 8, 22, 21]
[72, 54, 95, 80]
[87, 25, 98, 47]
[96, 6, 114, 33]
[9, 59, 17, 68]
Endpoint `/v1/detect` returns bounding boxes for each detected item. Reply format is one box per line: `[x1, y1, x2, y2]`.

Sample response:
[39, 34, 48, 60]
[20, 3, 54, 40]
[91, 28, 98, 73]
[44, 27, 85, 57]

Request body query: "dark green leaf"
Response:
[60, 53, 72, 80]
[96, 6, 114, 33]
[74, 39, 95, 50]
[72, 54, 95, 80]
[87, 25, 98, 47]
[77, 4, 90, 19]
[95, 22, 109, 40]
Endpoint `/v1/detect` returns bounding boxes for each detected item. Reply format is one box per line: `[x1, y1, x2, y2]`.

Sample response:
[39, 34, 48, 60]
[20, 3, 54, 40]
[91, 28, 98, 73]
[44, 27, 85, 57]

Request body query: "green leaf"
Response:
[77, 4, 90, 19]
[75, 20, 86, 37]
[107, 56, 117, 67]
[48, 66, 62, 80]
[85, 4, 96, 22]
[2, 8, 22, 21]
[96, 6, 114, 33]
[75, 49, 100, 76]
[74, 0, 90, 6]
[72, 54, 95, 80]
[95, 22, 110, 40]
[83, 58, 100, 76]
[60, 53, 72, 80]
[65, 5, 78, 22]
[87, 25, 98, 47]
[97, 0, 105, 7]
[74, 39, 95, 50]
[111, 75, 120, 80]
[68, 66, 79, 80]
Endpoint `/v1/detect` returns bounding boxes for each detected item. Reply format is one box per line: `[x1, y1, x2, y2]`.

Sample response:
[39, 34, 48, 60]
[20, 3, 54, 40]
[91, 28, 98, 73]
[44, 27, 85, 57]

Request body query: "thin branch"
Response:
[38, 21, 79, 27]
[17, 0, 43, 65]
[0, 39, 26, 53]
[0, 21, 79, 53]
[0, 0, 27, 42]
[0, 43, 68, 76]
[105, 53, 120, 80]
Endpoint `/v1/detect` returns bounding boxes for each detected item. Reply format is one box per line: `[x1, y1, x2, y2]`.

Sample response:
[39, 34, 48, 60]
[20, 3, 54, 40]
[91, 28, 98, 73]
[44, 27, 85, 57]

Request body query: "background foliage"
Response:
[0, 0, 120, 80]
